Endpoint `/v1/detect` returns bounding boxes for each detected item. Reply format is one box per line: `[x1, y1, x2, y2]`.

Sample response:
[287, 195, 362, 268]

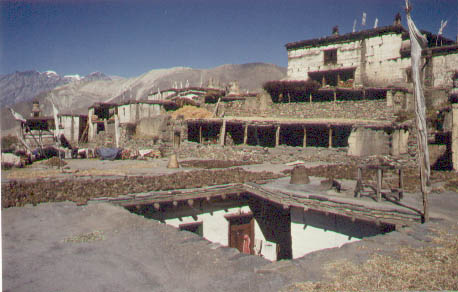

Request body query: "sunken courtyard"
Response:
[2, 15, 458, 292]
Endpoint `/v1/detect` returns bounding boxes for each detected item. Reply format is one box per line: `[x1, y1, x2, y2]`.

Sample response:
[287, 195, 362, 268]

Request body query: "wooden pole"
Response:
[328, 127, 333, 148]
[199, 125, 202, 144]
[303, 127, 307, 148]
[275, 125, 280, 147]
[376, 168, 382, 202]
[219, 120, 226, 146]
[243, 124, 248, 145]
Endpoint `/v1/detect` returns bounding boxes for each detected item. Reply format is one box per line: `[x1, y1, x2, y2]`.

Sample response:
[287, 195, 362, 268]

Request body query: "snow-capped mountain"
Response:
[1, 63, 286, 133]
[0, 70, 112, 108]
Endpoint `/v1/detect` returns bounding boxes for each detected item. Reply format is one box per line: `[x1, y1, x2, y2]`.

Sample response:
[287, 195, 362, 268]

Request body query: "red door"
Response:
[228, 215, 254, 255]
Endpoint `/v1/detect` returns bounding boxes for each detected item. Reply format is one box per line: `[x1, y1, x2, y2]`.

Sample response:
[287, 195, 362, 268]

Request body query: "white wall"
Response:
[164, 206, 277, 261]
[291, 222, 359, 259]
[118, 103, 162, 124]
[290, 207, 360, 259]
[431, 53, 458, 88]
[118, 104, 131, 124]
[287, 33, 410, 87]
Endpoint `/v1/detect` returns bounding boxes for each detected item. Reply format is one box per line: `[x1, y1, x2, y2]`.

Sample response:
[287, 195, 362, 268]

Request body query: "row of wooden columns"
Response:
[216, 121, 334, 148]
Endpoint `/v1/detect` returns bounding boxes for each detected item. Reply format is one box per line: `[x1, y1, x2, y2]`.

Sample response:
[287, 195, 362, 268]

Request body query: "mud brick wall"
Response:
[1, 168, 283, 208]
[203, 100, 396, 121]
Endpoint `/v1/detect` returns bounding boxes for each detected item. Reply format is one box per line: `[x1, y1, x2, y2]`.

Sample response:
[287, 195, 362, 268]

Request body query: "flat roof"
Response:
[186, 116, 399, 129]
[99, 178, 421, 226]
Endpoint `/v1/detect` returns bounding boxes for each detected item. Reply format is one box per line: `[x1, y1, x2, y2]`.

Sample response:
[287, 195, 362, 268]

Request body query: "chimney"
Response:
[394, 12, 402, 26]
[332, 25, 339, 36]
[31, 100, 40, 117]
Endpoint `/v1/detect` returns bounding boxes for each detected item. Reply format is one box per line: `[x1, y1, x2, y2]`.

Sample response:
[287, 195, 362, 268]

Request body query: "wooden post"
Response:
[199, 125, 202, 144]
[243, 124, 248, 145]
[333, 90, 337, 103]
[275, 125, 280, 147]
[355, 167, 362, 198]
[187, 199, 194, 207]
[322, 75, 326, 87]
[337, 73, 341, 86]
[399, 168, 404, 200]
[309, 93, 312, 103]
[303, 127, 307, 148]
[328, 127, 333, 148]
[376, 168, 382, 202]
[219, 119, 226, 146]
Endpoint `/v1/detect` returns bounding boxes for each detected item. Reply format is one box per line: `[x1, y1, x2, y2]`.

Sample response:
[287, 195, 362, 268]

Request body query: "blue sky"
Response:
[1, 0, 457, 77]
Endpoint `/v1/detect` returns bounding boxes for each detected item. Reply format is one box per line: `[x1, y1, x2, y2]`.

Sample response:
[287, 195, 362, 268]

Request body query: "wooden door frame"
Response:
[225, 212, 254, 255]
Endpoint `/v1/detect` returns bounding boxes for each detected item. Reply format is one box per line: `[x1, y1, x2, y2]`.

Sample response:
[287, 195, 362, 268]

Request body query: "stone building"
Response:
[285, 21, 457, 90]
[58, 114, 88, 145]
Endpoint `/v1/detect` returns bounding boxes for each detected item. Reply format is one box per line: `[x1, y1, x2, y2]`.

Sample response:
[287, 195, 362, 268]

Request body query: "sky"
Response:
[1, 0, 457, 77]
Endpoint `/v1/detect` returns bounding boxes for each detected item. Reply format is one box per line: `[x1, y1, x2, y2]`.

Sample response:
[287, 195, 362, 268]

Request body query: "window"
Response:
[179, 222, 203, 236]
[324, 49, 337, 65]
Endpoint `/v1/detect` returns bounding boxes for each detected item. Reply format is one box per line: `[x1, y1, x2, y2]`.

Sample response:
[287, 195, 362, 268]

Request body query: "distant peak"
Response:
[44, 70, 58, 76]
[64, 74, 82, 80]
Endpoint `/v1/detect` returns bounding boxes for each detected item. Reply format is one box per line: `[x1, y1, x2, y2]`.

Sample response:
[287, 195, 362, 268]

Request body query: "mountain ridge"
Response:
[1, 63, 286, 134]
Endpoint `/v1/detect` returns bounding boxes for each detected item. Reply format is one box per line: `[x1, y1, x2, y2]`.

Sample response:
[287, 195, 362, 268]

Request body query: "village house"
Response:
[285, 17, 457, 90]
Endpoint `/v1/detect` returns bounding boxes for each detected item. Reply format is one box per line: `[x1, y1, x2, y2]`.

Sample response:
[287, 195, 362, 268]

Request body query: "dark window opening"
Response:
[187, 123, 220, 144]
[179, 222, 203, 236]
[257, 126, 276, 147]
[306, 126, 329, 147]
[187, 123, 199, 143]
[332, 126, 352, 147]
[96, 123, 105, 134]
[280, 126, 304, 147]
[364, 89, 388, 100]
[324, 49, 338, 65]
[226, 124, 245, 145]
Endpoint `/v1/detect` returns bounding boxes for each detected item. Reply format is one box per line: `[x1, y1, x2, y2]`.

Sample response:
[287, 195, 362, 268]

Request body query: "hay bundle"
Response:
[170, 106, 213, 120]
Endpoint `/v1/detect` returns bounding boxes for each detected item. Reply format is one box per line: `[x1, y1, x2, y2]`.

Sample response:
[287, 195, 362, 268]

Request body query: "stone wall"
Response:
[203, 99, 396, 121]
[431, 52, 458, 88]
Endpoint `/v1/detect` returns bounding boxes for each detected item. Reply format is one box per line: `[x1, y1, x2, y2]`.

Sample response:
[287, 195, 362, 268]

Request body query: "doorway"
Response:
[226, 214, 254, 255]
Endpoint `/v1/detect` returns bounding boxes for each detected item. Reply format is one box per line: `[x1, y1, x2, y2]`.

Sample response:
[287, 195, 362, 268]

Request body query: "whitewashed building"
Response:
[285, 22, 457, 89]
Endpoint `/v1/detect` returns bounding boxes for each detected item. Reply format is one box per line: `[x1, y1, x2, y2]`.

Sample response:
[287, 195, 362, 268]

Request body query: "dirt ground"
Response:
[2, 156, 458, 291]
